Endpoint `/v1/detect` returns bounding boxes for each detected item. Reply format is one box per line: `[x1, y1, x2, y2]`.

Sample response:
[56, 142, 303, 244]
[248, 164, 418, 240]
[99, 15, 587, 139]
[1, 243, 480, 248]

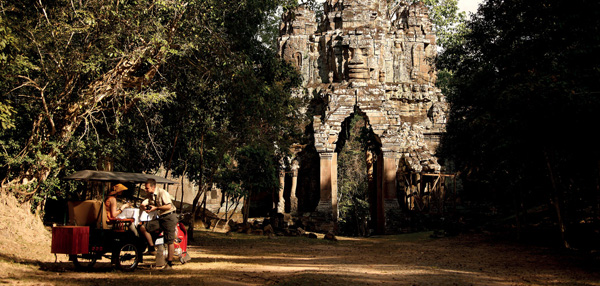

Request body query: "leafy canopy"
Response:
[0, 0, 303, 208]
[438, 0, 600, 223]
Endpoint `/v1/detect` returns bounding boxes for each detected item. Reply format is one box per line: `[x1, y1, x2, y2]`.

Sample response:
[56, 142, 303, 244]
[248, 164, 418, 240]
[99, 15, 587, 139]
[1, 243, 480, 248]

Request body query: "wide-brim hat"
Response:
[109, 183, 128, 196]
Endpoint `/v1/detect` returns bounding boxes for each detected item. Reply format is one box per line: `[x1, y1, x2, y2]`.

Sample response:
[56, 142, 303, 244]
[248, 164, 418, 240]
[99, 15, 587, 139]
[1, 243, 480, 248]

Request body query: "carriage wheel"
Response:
[71, 253, 98, 270]
[114, 243, 140, 271]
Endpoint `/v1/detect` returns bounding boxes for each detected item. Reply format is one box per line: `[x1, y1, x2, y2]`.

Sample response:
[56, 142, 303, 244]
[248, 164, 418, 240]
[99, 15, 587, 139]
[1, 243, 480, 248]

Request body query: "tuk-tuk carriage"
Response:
[51, 170, 178, 271]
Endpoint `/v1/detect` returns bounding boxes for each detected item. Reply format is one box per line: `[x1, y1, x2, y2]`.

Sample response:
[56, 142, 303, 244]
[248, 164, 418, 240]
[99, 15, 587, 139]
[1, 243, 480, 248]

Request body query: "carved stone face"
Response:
[344, 35, 376, 82]
[347, 46, 369, 81]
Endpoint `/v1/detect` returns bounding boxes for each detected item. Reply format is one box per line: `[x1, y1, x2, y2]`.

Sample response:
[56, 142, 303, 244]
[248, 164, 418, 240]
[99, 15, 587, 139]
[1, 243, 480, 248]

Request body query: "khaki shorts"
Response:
[144, 219, 160, 232]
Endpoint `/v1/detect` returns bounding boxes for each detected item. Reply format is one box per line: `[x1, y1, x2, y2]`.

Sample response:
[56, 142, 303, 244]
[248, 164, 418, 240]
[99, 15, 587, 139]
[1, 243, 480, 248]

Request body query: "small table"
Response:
[117, 208, 140, 225]
[117, 208, 158, 225]
[139, 210, 158, 222]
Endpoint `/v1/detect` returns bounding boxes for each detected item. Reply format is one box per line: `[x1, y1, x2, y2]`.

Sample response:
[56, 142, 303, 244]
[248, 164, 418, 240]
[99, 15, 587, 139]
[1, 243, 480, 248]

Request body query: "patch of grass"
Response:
[190, 229, 437, 251]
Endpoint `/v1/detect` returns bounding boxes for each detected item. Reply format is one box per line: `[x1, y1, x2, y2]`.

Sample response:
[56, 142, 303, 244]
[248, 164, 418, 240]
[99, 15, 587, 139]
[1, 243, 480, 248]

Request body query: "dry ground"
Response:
[2, 194, 600, 285]
[2, 229, 600, 285]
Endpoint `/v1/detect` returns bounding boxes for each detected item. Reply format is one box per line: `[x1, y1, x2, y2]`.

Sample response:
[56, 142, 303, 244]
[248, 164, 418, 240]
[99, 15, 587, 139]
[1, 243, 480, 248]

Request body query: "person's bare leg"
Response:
[128, 223, 139, 237]
[140, 225, 155, 251]
[167, 243, 174, 263]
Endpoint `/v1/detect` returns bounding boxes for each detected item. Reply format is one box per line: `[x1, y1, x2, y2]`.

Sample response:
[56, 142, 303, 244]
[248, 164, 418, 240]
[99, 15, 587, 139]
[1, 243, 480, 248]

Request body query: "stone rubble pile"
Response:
[228, 219, 338, 241]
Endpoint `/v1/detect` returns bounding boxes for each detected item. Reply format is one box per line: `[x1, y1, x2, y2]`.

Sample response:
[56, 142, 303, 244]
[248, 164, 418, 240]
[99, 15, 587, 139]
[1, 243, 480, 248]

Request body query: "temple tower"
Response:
[278, 0, 447, 233]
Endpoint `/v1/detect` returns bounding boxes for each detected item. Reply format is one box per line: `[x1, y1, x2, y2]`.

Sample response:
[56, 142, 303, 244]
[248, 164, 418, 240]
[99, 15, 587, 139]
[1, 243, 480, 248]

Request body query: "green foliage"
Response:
[337, 112, 374, 237]
[0, 0, 304, 213]
[438, 0, 600, 243]
[237, 144, 279, 195]
[0, 101, 14, 130]
[0, 0, 182, 204]
[399, 0, 467, 49]
[152, 0, 304, 211]
[422, 0, 466, 49]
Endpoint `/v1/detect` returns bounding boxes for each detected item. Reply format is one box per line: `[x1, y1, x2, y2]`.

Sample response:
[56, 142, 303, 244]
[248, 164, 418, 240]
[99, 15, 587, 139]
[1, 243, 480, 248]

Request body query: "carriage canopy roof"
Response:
[63, 170, 177, 184]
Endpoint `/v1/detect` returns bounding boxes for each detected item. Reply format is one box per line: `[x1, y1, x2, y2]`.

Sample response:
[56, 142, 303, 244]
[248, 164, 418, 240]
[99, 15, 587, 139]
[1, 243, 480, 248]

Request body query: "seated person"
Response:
[105, 183, 136, 235]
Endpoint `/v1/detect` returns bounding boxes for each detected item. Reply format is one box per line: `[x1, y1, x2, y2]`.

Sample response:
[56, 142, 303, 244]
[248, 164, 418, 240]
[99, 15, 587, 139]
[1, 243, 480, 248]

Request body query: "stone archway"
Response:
[313, 98, 402, 234]
[332, 107, 384, 235]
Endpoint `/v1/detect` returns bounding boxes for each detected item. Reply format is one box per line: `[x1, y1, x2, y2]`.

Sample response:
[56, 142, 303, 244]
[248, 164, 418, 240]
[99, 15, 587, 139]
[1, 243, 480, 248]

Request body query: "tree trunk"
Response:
[225, 195, 229, 222]
[188, 134, 205, 242]
[544, 150, 570, 249]
[178, 159, 188, 214]
[242, 193, 251, 224]
[211, 194, 227, 232]
[189, 184, 206, 242]
[596, 160, 600, 226]
[513, 190, 522, 241]
[164, 131, 180, 180]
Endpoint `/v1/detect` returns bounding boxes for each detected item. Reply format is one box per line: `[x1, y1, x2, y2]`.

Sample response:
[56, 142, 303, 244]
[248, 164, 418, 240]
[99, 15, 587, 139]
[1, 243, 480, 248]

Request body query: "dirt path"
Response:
[2, 230, 599, 286]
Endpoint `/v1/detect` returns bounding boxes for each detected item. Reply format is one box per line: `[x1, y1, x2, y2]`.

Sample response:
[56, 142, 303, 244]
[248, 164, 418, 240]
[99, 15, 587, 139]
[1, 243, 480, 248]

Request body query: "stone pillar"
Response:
[376, 151, 385, 233]
[316, 152, 338, 220]
[332, 152, 338, 221]
[367, 150, 378, 231]
[277, 170, 285, 214]
[381, 151, 400, 233]
[290, 161, 299, 215]
[383, 151, 400, 211]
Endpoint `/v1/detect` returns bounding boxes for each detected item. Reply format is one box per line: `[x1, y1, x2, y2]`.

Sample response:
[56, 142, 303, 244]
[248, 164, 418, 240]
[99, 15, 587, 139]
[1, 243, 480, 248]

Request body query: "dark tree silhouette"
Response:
[439, 0, 600, 248]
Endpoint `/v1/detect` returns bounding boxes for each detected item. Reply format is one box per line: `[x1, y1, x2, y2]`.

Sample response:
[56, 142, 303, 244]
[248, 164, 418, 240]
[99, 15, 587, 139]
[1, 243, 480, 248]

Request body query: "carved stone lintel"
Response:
[319, 152, 334, 159]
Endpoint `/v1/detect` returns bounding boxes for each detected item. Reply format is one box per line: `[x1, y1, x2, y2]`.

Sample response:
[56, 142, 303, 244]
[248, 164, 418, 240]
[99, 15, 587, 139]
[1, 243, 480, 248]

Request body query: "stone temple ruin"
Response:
[276, 0, 448, 233]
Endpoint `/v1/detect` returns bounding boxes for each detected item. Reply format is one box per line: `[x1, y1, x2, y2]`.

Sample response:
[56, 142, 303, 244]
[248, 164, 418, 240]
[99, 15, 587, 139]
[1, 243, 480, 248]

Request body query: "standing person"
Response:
[142, 178, 177, 270]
